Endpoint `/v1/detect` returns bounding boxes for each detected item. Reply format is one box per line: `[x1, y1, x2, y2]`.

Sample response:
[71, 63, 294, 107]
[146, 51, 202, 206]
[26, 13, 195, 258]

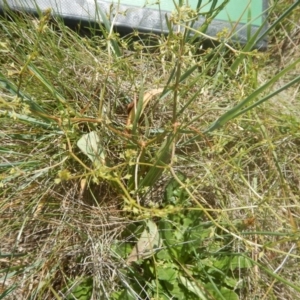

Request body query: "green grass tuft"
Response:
[1, 1, 300, 299]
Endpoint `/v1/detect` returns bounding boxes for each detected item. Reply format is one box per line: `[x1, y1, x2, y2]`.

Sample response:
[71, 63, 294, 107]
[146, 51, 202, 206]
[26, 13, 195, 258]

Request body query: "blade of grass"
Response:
[0, 71, 54, 123]
[204, 57, 300, 133]
[248, 256, 300, 293]
[256, 0, 300, 46]
[138, 134, 174, 191]
[230, 1, 300, 74]
[97, 5, 122, 58]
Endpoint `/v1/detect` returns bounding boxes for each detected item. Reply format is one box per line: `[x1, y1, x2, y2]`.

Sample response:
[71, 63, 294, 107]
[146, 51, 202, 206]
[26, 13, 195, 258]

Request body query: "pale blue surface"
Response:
[110, 0, 264, 26]
[0, 0, 268, 49]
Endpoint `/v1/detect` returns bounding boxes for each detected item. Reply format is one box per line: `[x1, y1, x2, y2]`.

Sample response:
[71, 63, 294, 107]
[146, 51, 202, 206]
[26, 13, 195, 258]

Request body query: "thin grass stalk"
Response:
[16, 9, 51, 96]
[131, 86, 146, 137]
[197, 0, 230, 35]
[184, 0, 203, 43]
[230, 1, 300, 74]
[0, 72, 52, 123]
[204, 57, 300, 133]
[229, 73, 300, 120]
[256, 0, 300, 46]
[97, 5, 122, 58]
[137, 133, 175, 192]
[248, 257, 300, 293]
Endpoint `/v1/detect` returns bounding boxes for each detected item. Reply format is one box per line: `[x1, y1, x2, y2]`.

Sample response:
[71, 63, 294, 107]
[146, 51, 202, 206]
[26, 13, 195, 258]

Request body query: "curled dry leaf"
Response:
[126, 88, 164, 129]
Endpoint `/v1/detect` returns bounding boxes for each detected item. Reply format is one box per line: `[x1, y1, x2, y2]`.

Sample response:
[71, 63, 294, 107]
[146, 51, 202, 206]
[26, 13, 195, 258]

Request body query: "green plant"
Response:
[111, 180, 250, 299]
[1, 0, 300, 299]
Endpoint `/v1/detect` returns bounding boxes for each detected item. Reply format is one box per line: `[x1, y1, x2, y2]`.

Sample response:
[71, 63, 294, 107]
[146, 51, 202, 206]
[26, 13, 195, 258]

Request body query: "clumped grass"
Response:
[0, 1, 300, 299]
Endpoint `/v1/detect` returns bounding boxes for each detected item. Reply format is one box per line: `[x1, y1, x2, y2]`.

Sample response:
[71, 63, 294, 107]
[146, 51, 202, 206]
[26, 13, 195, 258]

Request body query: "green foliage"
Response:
[64, 277, 93, 300]
[111, 181, 249, 299]
[1, 1, 300, 299]
[0, 285, 18, 300]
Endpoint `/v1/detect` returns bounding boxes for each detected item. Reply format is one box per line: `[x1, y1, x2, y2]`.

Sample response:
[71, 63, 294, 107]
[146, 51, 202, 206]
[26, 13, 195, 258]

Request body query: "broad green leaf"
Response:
[159, 219, 181, 259]
[77, 131, 106, 167]
[66, 277, 93, 300]
[168, 281, 187, 299]
[224, 276, 241, 289]
[151, 279, 177, 300]
[189, 226, 214, 241]
[126, 220, 161, 263]
[213, 255, 253, 271]
[205, 283, 239, 300]
[111, 242, 132, 259]
[218, 288, 239, 300]
[229, 255, 254, 270]
[179, 275, 207, 300]
[157, 265, 177, 281]
[112, 289, 136, 300]
[164, 172, 188, 204]
[213, 256, 231, 270]
[156, 248, 172, 261]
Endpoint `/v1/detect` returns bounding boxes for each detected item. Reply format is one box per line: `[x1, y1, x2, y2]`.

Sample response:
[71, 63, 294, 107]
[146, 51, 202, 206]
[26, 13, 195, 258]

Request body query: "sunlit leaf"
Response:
[66, 277, 93, 300]
[205, 283, 239, 300]
[229, 255, 254, 270]
[127, 220, 161, 264]
[157, 265, 177, 281]
[77, 131, 106, 167]
[179, 275, 207, 300]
